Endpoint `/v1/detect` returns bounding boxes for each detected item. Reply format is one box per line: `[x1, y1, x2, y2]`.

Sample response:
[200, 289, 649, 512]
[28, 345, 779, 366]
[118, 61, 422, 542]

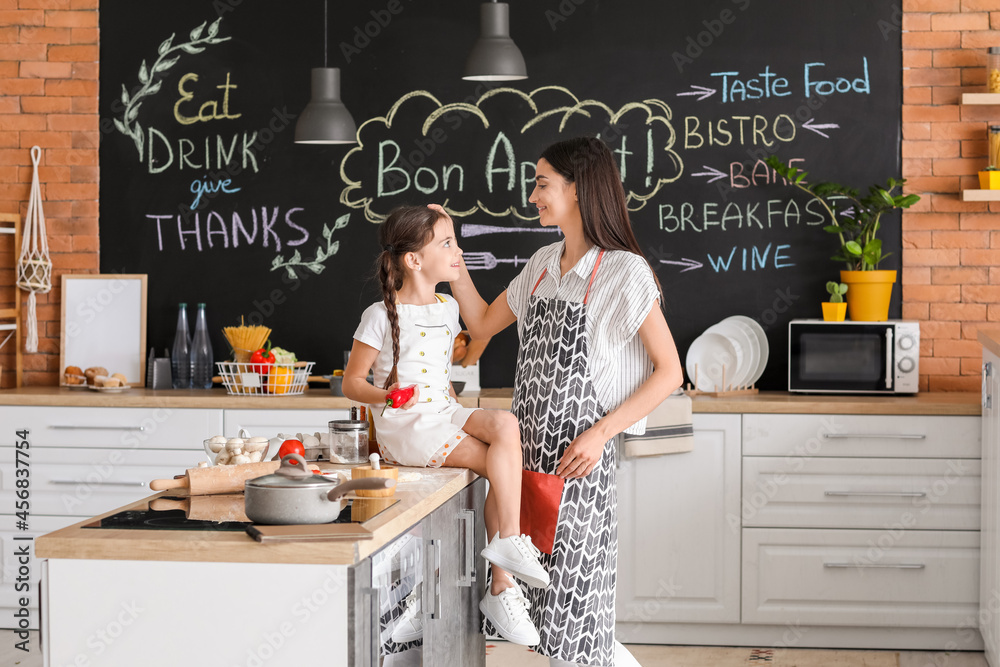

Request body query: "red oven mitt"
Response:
[519, 469, 565, 555]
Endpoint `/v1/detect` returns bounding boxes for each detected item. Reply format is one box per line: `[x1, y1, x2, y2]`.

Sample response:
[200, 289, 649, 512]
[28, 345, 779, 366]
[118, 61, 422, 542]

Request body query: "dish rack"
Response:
[216, 361, 314, 396]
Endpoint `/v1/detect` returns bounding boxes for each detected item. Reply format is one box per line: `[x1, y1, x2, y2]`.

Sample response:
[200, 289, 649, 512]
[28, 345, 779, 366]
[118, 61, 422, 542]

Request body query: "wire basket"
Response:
[216, 361, 314, 396]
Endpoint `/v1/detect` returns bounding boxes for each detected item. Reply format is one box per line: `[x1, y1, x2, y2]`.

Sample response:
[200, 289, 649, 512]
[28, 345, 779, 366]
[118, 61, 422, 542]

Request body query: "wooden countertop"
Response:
[36, 465, 478, 566]
[478, 388, 980, 416]
[0, 386, 480, 409]
[0, 385, 977, 415]
[980, 329, 1000, 360]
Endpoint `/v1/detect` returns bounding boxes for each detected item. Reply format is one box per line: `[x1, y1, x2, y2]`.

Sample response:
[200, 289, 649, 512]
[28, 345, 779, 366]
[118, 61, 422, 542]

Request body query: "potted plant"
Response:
[766, 156, 921, 321]
[822, 281, 848, 321]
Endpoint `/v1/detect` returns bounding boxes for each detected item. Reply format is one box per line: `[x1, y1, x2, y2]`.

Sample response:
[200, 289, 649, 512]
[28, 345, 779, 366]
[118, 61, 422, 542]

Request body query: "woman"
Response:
[444, 136, 683, 667]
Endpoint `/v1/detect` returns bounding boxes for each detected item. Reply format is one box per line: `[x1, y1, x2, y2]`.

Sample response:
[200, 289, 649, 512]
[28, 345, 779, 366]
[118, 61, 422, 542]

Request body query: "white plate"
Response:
[722, 315, 769, 385]
[722, 318, 761, 387]
[706, 321, 754, 388]
[88, 384, 131, 393]
[685, 332, 741, 392]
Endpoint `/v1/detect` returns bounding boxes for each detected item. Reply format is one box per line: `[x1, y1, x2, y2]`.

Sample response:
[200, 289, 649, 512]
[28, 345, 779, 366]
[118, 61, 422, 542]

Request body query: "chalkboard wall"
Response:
[99, 0, 903, 390]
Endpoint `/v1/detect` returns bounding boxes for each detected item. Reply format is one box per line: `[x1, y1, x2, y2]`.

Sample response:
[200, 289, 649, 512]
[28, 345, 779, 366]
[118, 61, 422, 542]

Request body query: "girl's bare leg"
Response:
[444, 411, 524, 594]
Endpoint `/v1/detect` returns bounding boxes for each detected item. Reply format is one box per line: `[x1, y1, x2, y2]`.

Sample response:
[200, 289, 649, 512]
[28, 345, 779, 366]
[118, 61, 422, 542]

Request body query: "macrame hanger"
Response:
[17, 146, 52, 353]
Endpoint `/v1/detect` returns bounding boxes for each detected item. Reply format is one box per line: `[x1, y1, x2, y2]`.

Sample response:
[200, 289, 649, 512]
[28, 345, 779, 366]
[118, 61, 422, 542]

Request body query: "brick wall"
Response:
[0, 1, 995, 391]
[902, 0, 1000, 391]
[0, 0, 98, 388]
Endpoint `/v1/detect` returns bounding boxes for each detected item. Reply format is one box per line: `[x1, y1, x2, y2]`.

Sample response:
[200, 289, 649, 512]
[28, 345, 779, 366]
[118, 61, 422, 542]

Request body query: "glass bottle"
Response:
[171, 303, 191, 389]
[190, 303, 214, 389]
[990, 126, 1000, 170]
[989, 48, 1000, 93]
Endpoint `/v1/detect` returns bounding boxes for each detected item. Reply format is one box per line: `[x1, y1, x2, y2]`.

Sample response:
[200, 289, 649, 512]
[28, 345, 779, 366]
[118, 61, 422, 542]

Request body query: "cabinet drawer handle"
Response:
[824, 490, 927, 498]
[457, 509, 476, 588]
[824, 562, 925, 570]
[822, 433, 926, 440]
[48, 480, 147, 487]
[49, 425, 146, 432]
[423, 539, 441, 620]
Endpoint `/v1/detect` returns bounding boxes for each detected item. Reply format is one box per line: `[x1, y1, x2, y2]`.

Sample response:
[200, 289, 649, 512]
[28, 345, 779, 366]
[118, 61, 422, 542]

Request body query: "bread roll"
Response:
[111, 373, 128, 384]
[64, 374, 85, 385]
[84, 367, 109, 385]
[104, 377, 122, 388]
[65, 365, 83, 377]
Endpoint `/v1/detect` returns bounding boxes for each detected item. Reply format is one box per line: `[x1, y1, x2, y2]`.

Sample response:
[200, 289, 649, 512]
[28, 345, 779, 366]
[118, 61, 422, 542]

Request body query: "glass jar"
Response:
[990, 48, 1000, 93]
[991, 126, 1000, 169]
[329, 419, 369, 463]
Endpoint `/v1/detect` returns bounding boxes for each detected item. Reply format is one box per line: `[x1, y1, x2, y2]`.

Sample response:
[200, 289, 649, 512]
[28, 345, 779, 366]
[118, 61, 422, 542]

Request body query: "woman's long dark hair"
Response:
[540, 137, 663, 298]
[376, 205, 441, 389]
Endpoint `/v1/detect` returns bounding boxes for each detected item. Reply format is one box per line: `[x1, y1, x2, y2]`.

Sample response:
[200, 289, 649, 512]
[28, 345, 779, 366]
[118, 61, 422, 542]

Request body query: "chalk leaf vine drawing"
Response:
[271, 214, 349, 280]
[114, 17, 231, 162]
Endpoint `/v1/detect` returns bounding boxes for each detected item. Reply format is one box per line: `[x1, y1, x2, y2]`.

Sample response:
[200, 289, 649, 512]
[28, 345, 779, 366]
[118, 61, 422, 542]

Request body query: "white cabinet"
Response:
[0, 405, 220, 630]
[618, 408, 983, 650]
[742, 413, 981, 633]
[981, 348, 1000, 666]
[223, 408, 350, 438]
[743, 528, 980, 627]
[616, 413, 741, 625]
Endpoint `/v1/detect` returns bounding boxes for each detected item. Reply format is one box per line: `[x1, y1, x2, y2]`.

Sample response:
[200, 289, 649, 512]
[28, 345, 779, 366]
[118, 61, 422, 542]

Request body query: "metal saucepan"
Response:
[244, 453, 395, 525]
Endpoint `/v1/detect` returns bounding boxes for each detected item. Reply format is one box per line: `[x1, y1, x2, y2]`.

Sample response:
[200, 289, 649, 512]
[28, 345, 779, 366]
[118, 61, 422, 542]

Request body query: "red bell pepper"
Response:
[382, 384, 417, 415]
[249, 343, 275, 374]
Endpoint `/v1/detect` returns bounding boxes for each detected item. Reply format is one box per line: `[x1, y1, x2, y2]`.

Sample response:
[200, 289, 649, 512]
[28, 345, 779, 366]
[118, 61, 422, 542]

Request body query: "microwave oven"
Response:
[788, 319, 920, 394]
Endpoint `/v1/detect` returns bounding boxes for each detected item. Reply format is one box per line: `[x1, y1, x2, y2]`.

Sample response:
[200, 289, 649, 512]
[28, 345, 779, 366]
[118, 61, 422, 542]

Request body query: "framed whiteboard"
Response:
[60, 274, 147, 386]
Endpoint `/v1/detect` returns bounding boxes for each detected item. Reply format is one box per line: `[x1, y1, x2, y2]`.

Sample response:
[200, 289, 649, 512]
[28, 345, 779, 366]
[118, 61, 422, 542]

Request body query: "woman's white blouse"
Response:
[506, 241, 661, 435]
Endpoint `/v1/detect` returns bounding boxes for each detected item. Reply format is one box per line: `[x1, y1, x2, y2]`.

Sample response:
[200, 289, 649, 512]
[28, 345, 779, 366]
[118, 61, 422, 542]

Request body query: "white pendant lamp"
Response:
[463, 1, 527, 81]
[295, 1, 357, 144]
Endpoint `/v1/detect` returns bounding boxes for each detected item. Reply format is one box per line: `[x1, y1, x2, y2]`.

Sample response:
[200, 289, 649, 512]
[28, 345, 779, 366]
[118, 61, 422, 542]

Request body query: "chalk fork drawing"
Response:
[462, 252, 530, 271]
[270, 213, 348, 281]
[339, 86, 683, 223]
[114, 17, 231, 162]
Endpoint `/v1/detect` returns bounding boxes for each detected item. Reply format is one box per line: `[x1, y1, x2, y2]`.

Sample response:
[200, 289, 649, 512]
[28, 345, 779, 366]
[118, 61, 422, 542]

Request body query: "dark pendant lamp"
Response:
[295, 0, 357, 144]
[463, 1, 527, 81]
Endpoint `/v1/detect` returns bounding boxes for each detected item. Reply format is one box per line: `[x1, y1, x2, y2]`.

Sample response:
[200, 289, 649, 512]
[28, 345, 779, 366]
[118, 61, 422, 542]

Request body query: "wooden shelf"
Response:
[962, 189, 1000, 201]
[962, 93, 1000, 104]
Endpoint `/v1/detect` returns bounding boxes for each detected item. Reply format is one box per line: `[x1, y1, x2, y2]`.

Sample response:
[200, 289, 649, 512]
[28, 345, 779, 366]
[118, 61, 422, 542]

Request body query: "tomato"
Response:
[277, 439, 305, 463]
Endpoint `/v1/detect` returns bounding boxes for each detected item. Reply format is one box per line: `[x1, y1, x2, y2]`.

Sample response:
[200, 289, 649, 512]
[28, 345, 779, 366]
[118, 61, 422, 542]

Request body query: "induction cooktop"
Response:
[82, 497, 398, 532]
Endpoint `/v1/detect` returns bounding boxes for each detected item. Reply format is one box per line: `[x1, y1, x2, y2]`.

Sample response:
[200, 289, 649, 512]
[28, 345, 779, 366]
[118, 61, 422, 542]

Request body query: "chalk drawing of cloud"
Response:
[339, 86, 683, 223]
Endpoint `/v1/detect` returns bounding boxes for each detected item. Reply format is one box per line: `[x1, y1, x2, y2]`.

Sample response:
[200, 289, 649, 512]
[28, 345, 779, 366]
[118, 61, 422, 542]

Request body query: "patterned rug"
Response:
[485, 643, 901, 667]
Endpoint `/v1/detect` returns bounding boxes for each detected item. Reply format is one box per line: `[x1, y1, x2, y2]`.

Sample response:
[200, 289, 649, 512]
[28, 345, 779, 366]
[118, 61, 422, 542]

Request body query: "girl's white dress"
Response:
[354, 294, 477, 467]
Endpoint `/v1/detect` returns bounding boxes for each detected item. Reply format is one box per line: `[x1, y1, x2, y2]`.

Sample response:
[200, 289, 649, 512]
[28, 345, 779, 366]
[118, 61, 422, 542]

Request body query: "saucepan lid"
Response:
[245, 454, 338, 489]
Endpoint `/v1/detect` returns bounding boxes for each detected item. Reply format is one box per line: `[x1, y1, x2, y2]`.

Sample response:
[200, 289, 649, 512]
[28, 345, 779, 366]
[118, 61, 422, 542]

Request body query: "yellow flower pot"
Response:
[980, 170, 1000, 189]
[822, 302, 847, 322]
[841, 270, 897, 322]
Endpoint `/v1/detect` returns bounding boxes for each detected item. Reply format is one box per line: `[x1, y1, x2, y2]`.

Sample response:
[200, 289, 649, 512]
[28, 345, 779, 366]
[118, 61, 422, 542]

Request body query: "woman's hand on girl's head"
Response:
[386, 382, 420, 409]
[555, 426, 609, 479]
[426, 203, 451, 222]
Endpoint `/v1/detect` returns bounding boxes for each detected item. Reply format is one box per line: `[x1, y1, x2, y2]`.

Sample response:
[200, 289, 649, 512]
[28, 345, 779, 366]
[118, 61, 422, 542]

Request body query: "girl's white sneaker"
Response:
[481, 533, 550, 589]
[480, 584, 540, 646]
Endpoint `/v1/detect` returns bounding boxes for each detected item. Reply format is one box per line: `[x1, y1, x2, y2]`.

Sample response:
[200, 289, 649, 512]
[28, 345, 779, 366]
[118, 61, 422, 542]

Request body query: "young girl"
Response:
[343, 204, 548, 647]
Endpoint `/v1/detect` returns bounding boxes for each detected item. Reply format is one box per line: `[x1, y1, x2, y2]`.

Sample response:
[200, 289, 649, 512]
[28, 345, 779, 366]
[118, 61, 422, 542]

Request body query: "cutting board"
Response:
[246, 523, 373, 543]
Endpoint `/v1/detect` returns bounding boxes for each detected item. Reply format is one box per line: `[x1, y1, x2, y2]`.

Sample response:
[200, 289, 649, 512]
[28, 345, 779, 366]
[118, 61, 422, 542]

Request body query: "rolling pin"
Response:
[150, 461, 281, 495]
[149, 495, 251, 523]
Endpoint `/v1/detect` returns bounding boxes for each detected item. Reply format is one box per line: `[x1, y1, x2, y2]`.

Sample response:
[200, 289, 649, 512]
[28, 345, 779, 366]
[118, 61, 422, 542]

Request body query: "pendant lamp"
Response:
[295, 1, 357, 144]
[463, 1, 527, 81]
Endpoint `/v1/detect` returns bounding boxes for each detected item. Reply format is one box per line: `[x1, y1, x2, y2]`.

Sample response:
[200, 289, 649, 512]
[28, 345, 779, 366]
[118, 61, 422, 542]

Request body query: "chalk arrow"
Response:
[676, 85, 717, 102]
[692, 165, 728, 183]
[801, 118, 840, 139]
[659, 257, 704, 273]
[461, 224, 562, 238]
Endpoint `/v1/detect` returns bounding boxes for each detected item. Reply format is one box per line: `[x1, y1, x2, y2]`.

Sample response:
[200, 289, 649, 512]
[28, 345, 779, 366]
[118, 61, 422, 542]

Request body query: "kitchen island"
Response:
[35, 466, 486, 667]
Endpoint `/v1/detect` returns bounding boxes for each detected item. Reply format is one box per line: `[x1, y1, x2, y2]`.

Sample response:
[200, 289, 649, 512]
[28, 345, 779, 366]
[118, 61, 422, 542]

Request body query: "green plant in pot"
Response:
[822, 281, 848, 322]
[766, 156, 921, 321]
